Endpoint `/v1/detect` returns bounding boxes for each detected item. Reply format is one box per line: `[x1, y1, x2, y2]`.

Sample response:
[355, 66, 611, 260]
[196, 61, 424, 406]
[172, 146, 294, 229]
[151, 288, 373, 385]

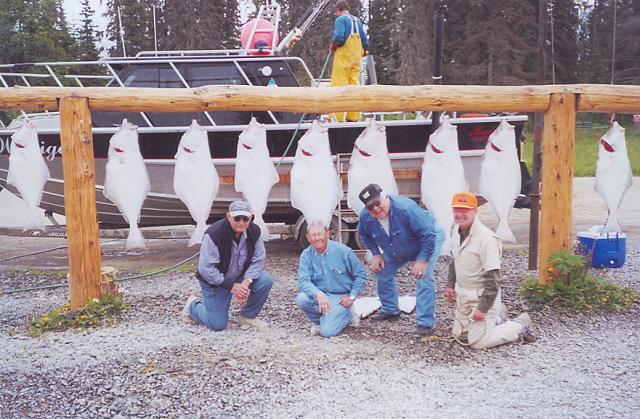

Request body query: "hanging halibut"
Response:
[290, 120, 342, 227]
[595, 121, 633, 233]
[235, 117, 278, 240]
[174, 120, 219, 246]
[347, 119, 398, 215]
[104, 119, 150, 250]
[478, 119, 521, 243]
[7, 121, 50, 231]
[421, 118, 467, 253]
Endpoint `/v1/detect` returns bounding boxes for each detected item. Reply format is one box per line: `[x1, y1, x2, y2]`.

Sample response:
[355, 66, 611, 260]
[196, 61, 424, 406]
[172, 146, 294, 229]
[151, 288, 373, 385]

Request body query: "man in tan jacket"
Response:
[445, 192, 537, 349]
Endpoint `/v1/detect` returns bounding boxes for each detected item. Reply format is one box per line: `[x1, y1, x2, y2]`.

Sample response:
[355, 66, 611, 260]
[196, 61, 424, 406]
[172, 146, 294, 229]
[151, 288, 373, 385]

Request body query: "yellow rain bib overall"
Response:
[330, 16, 364, 122]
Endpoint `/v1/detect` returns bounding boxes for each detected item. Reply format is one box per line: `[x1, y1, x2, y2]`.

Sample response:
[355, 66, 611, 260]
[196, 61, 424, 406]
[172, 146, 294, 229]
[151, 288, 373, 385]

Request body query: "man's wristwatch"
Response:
[349, 295, 356, 301]
[246, 278, 253, 284]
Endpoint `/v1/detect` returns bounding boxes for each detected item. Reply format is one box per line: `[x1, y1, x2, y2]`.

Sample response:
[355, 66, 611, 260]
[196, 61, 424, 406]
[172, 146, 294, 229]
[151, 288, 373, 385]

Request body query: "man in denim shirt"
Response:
[296, 221, 369, 337]
[181, 201, 273, 331]
[357, 183, 444, 337]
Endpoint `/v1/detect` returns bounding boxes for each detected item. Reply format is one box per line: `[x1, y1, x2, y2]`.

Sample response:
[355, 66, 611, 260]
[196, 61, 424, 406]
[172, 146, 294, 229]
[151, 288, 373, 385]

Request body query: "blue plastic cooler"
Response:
[577, 232, 626, 268]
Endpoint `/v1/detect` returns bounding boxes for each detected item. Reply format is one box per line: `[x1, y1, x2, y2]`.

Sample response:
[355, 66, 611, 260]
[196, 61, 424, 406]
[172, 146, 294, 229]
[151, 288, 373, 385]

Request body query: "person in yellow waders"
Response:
[329, 0, 369, 122]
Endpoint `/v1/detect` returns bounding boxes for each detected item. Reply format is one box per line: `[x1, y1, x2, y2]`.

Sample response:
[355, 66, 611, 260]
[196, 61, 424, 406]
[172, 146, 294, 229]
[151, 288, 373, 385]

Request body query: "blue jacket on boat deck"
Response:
[357, 195, 437, 263]
[332, 13, 369, 50]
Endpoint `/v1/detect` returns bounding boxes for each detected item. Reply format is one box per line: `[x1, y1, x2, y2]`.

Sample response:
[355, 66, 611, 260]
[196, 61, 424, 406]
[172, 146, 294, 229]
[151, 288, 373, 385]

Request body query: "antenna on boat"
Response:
[117, 6, 127, 57]
[431, 13, 444, 131]
[152, 6, 158, 53]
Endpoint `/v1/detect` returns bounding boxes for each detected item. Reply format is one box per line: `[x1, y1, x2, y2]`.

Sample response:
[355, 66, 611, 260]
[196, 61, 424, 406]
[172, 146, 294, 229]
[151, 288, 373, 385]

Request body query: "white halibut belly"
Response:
[104, 161, 149, 224]
[174, 160, 218, 223]
[347, 157, 397, 214]
[421, 156, 466, 253]
[8, 155, 49, 210]
[479, 156, 520, 242]
[291, 161, 341, 226]
[236, 160, 278, 214]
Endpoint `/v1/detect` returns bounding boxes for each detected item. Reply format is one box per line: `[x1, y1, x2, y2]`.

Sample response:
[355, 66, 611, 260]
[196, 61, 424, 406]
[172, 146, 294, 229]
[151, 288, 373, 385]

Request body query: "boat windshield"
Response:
[93, 58, 309, 127]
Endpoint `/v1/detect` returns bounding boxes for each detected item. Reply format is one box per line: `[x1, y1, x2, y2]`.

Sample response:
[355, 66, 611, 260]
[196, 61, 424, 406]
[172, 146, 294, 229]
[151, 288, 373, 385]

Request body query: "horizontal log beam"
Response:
[0, 84, 638, 114]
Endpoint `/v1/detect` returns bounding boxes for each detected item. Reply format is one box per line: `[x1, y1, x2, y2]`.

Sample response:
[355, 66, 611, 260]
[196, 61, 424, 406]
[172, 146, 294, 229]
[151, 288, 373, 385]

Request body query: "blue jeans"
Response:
[375, 227, 444, 327]
[189, 272, 273, 331]
[296, 292, 353, 337]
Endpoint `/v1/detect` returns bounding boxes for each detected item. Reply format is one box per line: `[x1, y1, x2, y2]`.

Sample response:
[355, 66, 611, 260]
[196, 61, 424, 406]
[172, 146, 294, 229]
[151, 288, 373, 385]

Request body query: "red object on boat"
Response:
[240, 19, 279, 56]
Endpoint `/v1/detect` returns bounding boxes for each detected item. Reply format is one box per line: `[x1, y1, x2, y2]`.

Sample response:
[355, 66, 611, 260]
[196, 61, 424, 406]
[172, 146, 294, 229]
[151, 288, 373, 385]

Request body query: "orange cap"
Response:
[451, 192, 478, 209]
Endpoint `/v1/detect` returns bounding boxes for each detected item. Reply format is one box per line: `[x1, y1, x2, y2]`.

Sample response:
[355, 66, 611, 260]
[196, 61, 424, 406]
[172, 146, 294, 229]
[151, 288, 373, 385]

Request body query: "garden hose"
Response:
[0, 251, 200, 296]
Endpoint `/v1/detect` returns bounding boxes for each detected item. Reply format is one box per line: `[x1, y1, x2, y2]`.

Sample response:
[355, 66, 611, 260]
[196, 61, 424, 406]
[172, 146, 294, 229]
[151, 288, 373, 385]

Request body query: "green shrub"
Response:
[29, 293, 126, 337]
[520, 250, 638, 312]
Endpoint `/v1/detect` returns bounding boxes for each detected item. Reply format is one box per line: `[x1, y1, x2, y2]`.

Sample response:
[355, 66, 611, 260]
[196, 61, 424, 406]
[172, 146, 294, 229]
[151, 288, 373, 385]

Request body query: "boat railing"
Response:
[133, 49, 271, 58]
[0, 55, 319, 128]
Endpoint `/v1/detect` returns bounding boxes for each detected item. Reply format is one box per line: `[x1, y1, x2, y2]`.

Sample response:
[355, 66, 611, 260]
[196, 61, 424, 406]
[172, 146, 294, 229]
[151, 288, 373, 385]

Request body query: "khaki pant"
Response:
[452, 286, 522, 349]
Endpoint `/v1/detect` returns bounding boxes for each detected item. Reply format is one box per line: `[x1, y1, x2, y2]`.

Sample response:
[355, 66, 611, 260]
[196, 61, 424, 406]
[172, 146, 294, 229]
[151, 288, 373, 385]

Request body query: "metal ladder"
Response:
[247, 1, 281, 52]
[334, 153, 362, 250]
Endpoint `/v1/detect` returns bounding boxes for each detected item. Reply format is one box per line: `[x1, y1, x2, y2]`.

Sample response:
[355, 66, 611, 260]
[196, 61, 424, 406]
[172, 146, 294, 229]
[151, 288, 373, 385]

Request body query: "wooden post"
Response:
[59, 97, 103, 307]
[538, 93, 576, 283]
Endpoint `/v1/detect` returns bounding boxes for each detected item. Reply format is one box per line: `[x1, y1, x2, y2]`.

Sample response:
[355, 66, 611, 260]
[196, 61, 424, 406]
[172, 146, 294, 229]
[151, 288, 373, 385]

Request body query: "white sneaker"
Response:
[495, 303, 510, 325]
[513, 312, 533, 329]
[238, 315, 269, 329]
[514, 312, 537, 343]
[181, 296, 198, 324]
[310, 324, 321, 335]
[350, 304, 360, 326]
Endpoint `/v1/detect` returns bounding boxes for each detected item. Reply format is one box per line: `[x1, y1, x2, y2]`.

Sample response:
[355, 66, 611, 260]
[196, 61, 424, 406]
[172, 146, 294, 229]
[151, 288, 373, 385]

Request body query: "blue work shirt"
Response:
[357, 195, 438, 263]
[332, 13, 369, 50]
[298, 240, 368, 298]
[198, 232, 266, 286]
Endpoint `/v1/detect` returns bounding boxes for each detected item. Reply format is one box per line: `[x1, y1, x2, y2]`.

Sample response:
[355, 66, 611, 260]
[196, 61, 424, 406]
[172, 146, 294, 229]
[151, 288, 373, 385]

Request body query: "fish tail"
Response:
[22, 208, 46, 232]
[125, 225, 146, 250]
[188, 222, 208, 247]
[601, 210, 621, 233]
[254, 214, 270, 241]
[496, 219, 517, 243]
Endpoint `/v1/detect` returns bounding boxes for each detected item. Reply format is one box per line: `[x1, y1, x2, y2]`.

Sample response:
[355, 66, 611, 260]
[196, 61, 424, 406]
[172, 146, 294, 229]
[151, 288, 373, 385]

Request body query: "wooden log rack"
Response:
[1, 83, 639, 307]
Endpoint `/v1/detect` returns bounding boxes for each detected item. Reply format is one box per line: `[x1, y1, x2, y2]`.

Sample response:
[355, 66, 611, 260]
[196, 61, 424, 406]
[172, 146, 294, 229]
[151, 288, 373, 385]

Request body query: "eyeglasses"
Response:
[233, 215, 251, 222]
[366, 201, 383, 211]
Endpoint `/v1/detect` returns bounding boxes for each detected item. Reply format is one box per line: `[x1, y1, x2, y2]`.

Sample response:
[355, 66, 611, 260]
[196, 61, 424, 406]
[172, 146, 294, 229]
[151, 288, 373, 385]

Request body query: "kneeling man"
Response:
[296, 221, 369, 337]
[446, 192, 536, 349]
[182, 201, 273, 331]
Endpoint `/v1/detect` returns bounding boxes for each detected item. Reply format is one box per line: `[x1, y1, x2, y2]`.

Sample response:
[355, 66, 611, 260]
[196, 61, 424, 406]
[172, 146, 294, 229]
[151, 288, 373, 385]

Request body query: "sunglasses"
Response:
[233, 215, 251, 222]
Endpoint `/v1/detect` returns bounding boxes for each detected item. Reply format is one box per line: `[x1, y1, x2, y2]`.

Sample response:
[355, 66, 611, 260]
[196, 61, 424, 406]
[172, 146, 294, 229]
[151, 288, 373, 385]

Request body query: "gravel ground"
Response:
[1, 240, 639, 418]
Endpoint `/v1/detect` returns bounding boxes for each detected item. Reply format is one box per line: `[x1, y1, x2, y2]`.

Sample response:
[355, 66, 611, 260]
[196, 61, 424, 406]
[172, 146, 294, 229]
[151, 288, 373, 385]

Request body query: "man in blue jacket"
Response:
[296, 220, 369, 337]
[357, 183, 444, 337]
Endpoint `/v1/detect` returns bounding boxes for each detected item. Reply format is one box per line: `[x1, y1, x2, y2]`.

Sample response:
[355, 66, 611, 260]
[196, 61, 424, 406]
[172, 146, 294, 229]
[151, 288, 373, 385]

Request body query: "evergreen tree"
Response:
[160, 0, 240, 51]
[443, 0, 537, 85]
[104, 0, 157, 57]
[547, 1, 580, 83]
[393, 0, 438, 85]
[611, 0, 640, 85]
[281, 0, 337, 79]
[77, 0, 100, 61]
[368, 0, 401, 84]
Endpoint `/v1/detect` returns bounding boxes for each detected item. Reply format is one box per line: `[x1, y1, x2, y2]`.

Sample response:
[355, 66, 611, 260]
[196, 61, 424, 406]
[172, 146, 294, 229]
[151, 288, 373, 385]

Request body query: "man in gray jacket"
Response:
[182, 201, 273, 331]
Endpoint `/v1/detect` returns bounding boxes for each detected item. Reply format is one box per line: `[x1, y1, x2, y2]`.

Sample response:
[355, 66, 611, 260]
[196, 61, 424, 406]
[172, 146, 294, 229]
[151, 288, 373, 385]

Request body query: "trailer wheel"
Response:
[294, 216, 349, 250]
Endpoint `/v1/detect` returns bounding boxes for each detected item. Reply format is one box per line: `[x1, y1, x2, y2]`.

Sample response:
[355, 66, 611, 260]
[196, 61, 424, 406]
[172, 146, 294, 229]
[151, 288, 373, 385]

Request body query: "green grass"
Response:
[29, 294, 126, 337]
[521, 124, 640, 177]
[520, 249, 638, 312]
